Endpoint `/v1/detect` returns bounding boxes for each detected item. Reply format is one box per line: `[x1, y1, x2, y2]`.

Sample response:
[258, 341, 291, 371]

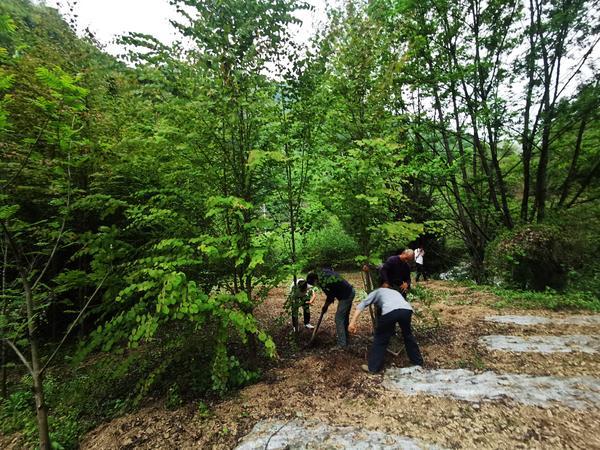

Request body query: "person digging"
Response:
[348, 286, 423, 374]
[306, 269, 355, 348]
[286, 278, 317, 333]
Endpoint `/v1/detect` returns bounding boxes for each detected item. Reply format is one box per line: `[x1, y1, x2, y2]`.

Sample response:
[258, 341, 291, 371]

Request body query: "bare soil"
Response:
[34, 276, 600, 448]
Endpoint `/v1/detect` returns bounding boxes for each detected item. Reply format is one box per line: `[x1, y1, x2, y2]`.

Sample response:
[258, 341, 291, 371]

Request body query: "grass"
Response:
[462, 282, 600, 312]
[418, 279, 599, 312]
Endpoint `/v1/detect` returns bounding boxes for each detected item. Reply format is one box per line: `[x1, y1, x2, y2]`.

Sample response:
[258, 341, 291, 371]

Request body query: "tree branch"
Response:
[41, 271, 110, 374]
[2, 338, 33, 375]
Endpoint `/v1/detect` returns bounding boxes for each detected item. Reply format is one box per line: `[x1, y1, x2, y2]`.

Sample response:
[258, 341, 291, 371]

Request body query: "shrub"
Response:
[300, 218, 360, 269]
[486, 224, 567, 291]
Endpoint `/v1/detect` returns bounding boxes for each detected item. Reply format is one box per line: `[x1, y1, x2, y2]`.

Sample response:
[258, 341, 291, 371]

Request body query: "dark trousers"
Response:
[416, 263, 427, 281]
[368, 309, 423, 372]
[335, 288, 355, 347]
[291, 302, 310, 330]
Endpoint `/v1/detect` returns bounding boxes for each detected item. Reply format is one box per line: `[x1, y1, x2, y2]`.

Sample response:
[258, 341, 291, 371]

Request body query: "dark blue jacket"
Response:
[318, 268, 354, 303]
[379, 255, 411, 289]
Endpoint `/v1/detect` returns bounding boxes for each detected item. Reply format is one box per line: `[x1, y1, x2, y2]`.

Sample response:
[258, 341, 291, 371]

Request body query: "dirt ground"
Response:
[12, 275, 600, 449]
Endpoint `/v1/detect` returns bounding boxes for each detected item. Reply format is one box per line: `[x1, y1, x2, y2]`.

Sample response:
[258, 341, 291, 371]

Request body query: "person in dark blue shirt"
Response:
[306, 269, 355, 348]
[379, 249, 414, 295]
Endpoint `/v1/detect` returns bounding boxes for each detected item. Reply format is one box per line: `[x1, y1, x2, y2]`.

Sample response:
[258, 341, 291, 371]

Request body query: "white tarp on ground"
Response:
[235, 419, 444, 450]
[484, 315, 600, 326]
[480, 334, 600, 353]
[384, 367, 600, 409]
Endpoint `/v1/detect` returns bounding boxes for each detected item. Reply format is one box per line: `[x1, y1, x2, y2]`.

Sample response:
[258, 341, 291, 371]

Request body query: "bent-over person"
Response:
[349, 287, 423, 373]
[307, 269, 355, 348]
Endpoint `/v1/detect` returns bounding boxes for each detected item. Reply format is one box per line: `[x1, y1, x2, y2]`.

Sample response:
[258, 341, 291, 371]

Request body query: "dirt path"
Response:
[81, 277, 600, 449]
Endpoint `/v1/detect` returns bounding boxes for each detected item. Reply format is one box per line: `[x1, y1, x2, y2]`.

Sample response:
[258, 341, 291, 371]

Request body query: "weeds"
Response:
[410, 285, 442, 333]
[487, 287, 599, 311]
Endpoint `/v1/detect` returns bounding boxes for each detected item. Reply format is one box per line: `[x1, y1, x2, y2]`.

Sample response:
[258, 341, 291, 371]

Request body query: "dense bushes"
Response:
[486, 204, 600, 296]
[554, 207, 600, 296]
[299, 218, 361, 269]
[486, 224, 567, 291]
[0, 321, 264, 449]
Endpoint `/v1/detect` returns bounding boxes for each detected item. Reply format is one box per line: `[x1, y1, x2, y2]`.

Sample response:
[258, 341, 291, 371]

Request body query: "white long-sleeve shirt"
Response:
[415, 248, 424, 265]
[356, 288, 412, 315]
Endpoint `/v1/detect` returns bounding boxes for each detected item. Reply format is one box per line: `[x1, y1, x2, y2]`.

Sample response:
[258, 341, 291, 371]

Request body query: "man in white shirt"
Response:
[415, 245, 427, 281]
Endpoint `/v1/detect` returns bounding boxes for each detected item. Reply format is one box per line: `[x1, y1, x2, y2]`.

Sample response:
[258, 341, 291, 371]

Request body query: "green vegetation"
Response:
[488, 287, 600, 312]
[444, 281, 600, 311]
[0, 0, 598, 448]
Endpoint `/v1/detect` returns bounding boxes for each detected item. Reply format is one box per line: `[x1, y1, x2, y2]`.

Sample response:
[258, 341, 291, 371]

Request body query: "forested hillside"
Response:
[0, 0, 598, 448]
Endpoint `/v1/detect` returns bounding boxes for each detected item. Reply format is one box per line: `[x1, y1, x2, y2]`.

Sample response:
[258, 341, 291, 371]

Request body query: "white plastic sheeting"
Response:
[384, 367, 600, 409]
[235, 419, 444, 450]
[484, 315, 600, 326]
[480, 334, 600, 353]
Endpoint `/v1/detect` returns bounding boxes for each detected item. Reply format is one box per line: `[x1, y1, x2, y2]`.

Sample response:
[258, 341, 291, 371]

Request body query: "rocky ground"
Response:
[13, 275, 600, 449]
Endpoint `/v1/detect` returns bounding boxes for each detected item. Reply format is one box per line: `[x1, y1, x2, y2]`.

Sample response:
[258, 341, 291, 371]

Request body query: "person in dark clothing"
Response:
[379, 249, 414, 295]
[349, 287, 423, 373]
[306, 269, 355, 348]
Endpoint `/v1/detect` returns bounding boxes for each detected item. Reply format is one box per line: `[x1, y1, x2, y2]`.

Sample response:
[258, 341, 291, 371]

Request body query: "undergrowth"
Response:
[0, 322, 265, 449]
[488, 287, 600, 311]
[449, 280, 600, 312]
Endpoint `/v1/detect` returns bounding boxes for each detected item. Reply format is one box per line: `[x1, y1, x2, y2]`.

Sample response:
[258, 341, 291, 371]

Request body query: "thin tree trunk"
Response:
[558, 115, 587, 207]
[535, 92, 552, 223]
[2, 223, 51, 450]
[25, 280, 51, 450]
[486, 125, 514, 228]
[521, 0, 537, 222]
[1, 236, 7, 399]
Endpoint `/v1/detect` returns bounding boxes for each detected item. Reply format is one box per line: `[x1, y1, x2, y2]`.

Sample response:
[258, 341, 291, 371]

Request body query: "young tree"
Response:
[168, 0, 310, 300]
[1, 64, 88, 450]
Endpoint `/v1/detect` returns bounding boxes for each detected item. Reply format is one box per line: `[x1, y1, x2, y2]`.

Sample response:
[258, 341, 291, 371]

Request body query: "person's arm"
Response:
[400, 263, 411, 293]
[348, 291, 378, 333]
[320, 284, 335, 305]
[348, 308, 362, 334]
[308, 289, 317, 305]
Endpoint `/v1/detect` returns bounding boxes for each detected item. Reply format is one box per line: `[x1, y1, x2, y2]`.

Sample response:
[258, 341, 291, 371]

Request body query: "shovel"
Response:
[307, 302, 331, 346]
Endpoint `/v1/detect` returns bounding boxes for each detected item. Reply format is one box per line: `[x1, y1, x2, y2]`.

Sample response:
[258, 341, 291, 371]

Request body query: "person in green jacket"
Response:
[286, 278, 316, 332]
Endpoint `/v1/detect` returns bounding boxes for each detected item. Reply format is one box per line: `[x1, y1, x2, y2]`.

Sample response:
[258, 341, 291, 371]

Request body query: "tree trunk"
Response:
[521, 0, 537, 222]
[535, 105, 551, 223]
[22, 268, 51, 450]
[3, 224, 51, 449]
[558, 115, 587, 207]
[1, 237, 7, 398]
[469, 244, 486, 283]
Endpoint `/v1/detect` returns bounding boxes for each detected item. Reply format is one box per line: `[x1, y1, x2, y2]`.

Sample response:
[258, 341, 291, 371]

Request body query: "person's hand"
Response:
[348, 322, 358, 334]
[382, 282, 390, 288]
[400, 282, 409, 292]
